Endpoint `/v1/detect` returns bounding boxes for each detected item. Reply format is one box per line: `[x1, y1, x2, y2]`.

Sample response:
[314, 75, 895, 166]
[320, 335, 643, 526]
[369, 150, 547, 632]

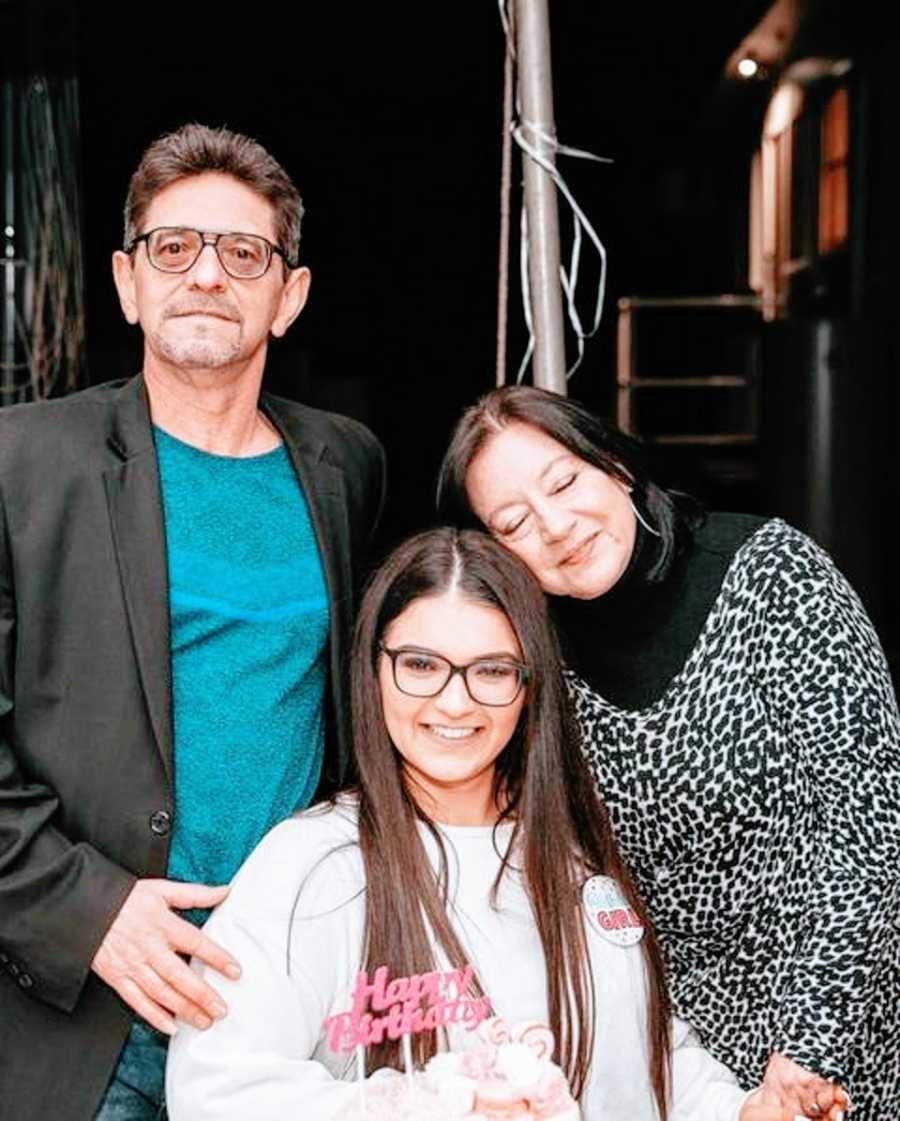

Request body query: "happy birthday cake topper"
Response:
[323, 964, 492, 1054]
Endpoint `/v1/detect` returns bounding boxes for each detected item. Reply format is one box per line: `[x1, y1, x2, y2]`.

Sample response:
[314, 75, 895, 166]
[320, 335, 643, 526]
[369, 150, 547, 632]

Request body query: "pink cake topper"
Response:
[467, 1017, 556, 1066]
[452, 1017, 575, 1121]
[323, 964, 492, 1055]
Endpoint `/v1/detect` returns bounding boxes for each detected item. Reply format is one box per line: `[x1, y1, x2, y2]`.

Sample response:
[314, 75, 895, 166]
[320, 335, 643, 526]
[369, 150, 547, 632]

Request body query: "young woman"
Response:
[438, 385, 899, 1120]
[166, 529, 846, 1121]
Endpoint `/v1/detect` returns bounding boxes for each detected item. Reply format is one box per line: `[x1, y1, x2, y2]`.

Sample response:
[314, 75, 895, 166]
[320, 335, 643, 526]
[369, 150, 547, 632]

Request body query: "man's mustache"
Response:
[163, 299, 241, 322]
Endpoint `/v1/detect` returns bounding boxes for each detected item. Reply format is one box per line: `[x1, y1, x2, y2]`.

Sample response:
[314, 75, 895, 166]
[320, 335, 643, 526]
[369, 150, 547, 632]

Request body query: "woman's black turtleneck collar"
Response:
[550, 511, 766, 712]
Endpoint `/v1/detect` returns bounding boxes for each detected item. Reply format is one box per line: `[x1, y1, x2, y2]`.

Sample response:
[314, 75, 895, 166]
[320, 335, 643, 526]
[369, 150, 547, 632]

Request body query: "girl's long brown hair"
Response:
[347, 528, 671, 1118]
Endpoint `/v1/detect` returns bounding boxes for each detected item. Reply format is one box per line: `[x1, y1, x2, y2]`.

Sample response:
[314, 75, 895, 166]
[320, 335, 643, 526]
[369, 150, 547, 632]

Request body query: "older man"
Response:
[0, 124, 385, 1121]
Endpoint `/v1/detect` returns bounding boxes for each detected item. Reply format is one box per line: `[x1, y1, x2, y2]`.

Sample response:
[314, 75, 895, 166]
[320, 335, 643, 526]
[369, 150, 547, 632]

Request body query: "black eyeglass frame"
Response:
[378, 642, 529, 707]
[124, 226, 298, 278]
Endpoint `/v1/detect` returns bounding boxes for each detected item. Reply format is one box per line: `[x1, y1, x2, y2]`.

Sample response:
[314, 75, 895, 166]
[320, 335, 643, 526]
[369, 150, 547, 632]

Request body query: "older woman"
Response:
[164, 528, 832, 1121]
[438, 386, 899, 1121]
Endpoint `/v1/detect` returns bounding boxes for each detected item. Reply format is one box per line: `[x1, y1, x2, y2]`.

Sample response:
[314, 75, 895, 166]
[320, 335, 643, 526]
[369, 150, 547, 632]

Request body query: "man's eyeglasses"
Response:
[125, 227, 296, 279]
[379, 643, 529, 707]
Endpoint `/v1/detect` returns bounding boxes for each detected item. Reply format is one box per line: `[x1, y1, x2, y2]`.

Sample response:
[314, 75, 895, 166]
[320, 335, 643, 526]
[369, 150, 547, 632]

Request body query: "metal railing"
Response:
[616, 294, 762, 443]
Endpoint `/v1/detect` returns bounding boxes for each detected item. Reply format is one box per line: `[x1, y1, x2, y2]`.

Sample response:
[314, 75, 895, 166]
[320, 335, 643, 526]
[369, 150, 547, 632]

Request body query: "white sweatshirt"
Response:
[166, 801, 751, 1121]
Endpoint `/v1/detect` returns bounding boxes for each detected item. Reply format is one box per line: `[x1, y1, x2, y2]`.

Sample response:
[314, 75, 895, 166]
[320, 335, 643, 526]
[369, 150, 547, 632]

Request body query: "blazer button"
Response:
[149, 810, 172, 836]
[17, 972, 33, 989]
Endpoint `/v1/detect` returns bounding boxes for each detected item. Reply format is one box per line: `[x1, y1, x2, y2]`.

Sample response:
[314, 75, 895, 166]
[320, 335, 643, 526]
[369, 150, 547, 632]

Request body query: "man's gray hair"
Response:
[123, 123, 304, 265]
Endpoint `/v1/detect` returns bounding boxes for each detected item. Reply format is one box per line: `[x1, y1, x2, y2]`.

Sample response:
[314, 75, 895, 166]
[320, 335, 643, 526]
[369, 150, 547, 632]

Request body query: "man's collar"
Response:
[260, 393, 328, 463]
[106, 374, 156, 460]
[105, 375, 332, 466]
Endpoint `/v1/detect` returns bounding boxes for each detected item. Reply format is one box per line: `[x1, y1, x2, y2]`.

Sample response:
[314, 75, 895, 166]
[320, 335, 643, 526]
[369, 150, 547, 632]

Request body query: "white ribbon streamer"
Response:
[516, 206, 535, 383]
[497, 0, 613, 383]
[513, 118, 612, 382]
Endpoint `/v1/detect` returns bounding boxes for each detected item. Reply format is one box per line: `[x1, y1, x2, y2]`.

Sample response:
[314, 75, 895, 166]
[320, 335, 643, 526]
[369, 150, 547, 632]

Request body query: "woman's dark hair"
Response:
[348, 527, 671, 1116]
[437, 385, 699, 582]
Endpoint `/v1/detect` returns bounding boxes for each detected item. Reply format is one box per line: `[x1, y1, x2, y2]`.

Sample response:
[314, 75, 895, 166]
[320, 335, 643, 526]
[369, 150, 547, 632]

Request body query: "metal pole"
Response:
[495, 2, 515, 387]
[515, 0, 566, 395]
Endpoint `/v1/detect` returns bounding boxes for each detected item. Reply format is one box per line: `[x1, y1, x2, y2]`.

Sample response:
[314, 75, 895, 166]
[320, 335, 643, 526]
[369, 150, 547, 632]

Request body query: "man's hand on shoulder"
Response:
[91, 878, 241, 1036]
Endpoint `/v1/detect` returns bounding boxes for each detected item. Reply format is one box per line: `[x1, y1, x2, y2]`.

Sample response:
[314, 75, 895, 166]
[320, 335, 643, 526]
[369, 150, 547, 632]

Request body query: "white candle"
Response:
[355, 1045, 366, 1118]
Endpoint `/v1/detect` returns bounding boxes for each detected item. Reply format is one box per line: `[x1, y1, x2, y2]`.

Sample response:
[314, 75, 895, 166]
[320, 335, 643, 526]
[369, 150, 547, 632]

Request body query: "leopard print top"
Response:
[566, 519, 899, 1119]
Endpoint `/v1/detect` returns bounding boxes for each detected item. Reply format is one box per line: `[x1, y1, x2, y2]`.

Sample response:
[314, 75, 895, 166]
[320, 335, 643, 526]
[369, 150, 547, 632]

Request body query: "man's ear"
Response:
[271, 266, 311, 338]
[112, 251, 140, 325]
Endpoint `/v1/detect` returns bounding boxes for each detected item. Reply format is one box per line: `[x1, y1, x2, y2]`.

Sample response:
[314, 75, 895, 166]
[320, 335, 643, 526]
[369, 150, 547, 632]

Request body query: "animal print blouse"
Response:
[566, 519, 899, 1120]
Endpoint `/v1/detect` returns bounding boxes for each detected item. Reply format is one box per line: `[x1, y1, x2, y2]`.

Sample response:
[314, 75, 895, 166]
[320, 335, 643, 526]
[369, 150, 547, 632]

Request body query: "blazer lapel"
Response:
[98, 383, 354, 788]
[103, 377, 173, 783]
[263, 400, 352, 780]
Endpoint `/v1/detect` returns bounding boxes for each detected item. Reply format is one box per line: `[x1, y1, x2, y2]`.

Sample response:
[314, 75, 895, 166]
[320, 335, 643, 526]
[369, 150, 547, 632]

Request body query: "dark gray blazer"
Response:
[0, 375, 385, 1121]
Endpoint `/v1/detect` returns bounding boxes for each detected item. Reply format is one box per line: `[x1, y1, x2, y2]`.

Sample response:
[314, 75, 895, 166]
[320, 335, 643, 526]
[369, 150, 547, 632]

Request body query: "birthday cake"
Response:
[336, 1017, 580, 1121]
[324, 964, 578, 1121]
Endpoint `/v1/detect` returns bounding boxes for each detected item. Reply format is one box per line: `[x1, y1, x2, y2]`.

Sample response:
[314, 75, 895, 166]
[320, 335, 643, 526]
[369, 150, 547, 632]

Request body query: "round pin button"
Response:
[582, 875, 644, 946]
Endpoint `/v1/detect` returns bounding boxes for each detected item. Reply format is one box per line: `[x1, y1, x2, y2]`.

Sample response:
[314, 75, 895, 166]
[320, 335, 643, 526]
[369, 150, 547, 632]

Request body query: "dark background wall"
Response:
[71, 2, 773, 529]
[3, 0, 897, 667]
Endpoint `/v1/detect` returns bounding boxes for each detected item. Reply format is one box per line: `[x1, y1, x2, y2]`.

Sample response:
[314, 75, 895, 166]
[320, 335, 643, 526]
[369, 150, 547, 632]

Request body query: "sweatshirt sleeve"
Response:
[670, 1016, 754, 1121]
[166, 813, 365, 1121]
[758, 528, 900, 1089]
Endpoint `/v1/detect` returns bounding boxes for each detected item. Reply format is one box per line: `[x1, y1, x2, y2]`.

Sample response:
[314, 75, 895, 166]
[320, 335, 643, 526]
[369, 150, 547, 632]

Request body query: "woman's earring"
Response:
[630, 498, 661, 537]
